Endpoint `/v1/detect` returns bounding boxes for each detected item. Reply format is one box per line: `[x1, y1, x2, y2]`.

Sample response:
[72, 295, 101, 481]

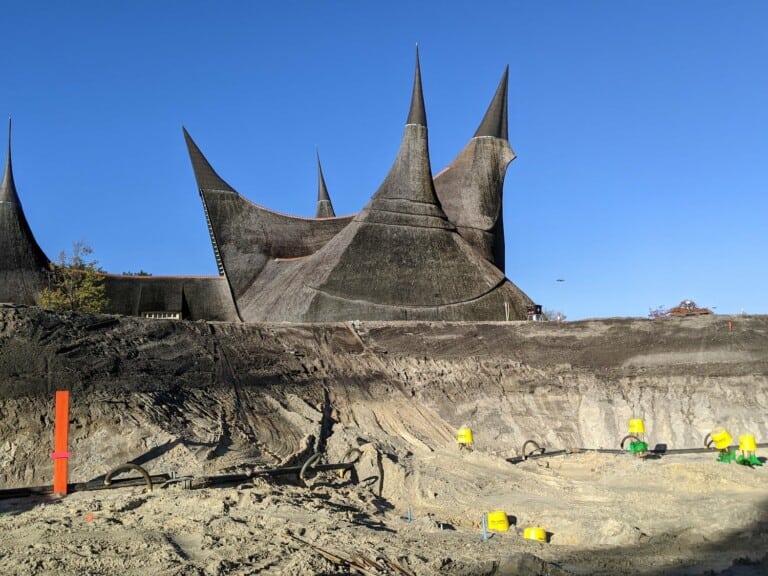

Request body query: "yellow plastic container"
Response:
[524, 527, 547, 542]
[628, 418, 645, 435]
[711, 428, 733, 450]
[739, 434, 757, 452]
[486, 511, 510, 532]
[457, 426, 474, 446]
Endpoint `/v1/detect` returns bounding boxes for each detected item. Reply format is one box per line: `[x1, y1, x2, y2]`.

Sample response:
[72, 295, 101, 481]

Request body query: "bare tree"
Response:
[542, 309, 567, 322]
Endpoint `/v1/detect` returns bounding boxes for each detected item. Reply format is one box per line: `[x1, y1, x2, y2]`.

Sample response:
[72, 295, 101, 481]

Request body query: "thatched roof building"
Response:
[1, 50, 533, 321]
[187, 50, 532, 321]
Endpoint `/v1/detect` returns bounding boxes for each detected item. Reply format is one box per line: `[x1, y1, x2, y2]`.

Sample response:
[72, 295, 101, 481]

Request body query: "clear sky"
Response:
[2, 1, 766, 320]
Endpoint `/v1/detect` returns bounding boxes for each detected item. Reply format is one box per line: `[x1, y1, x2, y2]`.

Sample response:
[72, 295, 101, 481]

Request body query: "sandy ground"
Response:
[1, 447, 766, 575]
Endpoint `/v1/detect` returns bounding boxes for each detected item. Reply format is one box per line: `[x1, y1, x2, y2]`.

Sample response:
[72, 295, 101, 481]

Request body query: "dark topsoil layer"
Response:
[2, 305, 766, 398]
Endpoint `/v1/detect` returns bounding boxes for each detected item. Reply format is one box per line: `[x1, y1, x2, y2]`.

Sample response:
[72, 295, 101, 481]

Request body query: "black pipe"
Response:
[0, 474, 172, 500]
[158, 459, 359, 490]
[507, 443, 768, 465]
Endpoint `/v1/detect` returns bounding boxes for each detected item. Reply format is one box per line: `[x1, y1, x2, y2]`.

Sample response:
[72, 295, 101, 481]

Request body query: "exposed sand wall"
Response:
[1, 306, 765, 489]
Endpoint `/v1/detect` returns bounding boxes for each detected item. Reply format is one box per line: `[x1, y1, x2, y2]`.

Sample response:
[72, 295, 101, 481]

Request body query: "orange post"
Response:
[51, 390, 71, 495]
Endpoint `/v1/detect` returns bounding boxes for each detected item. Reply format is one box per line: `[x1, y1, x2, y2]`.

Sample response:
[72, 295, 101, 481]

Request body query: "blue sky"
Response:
[2, 2, 766, 320]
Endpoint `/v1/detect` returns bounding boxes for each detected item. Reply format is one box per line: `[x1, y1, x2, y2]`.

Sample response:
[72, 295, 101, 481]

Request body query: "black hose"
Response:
[337, 448, 362, 478]
[522, 439, 545, 460]
[656, 447, 714, 455]
[300, 452, 324, 488]
[104, 463, 153, 492]
[3, 440, 766, 500]
[620, 435, 641, 450]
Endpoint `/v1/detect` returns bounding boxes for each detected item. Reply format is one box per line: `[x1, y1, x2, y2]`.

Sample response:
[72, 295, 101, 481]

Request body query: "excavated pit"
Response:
[0, 305, 766, 575]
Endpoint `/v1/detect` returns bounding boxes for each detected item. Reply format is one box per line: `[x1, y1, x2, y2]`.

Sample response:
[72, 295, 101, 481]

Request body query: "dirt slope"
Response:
[0, 305, 766, 574]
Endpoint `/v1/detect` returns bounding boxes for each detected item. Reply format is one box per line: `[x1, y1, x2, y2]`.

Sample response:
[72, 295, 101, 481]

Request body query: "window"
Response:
[143, 311, 181, 320]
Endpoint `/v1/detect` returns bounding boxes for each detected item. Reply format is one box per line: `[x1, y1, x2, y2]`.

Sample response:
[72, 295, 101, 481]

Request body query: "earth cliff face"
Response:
[1, 305, 766, 484]
[0, 306, 766, 575]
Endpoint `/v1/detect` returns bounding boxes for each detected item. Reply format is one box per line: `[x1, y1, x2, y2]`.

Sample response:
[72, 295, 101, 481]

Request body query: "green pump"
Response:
[623, 419, 648, 456]
[736, 434, 763, 467]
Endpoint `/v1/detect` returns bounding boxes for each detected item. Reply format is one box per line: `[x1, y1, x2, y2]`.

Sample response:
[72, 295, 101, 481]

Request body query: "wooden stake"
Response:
[51, 390, 71, 495]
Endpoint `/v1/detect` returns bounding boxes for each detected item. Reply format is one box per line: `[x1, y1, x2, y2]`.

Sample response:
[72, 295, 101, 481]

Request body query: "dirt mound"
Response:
[0, 305, 766, 574]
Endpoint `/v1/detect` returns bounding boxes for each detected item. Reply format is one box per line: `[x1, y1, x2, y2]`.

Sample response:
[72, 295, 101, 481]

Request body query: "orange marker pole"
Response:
[51, 391, 71, 495]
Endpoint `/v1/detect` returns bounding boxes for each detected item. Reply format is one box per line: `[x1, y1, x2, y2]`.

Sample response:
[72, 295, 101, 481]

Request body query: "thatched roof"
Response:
[227, 50, 532, 322]
[434, 66, 515, 273]
[103, 274, 239, 322]
[0, 120, 50, 305]
[183, 128, 353, 300]
[1, 50, 533, 323]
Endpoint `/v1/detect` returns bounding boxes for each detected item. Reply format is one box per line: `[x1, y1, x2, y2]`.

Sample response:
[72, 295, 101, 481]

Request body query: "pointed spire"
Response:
[361, 47, 450, 228]
[406, 45, 427, 127]
[1, 117, 20, 204]
[182, 127, 236, 193]
[473, 66, 509, 140]
[315, 150, 336, 218]
[0, 117, 50, 301]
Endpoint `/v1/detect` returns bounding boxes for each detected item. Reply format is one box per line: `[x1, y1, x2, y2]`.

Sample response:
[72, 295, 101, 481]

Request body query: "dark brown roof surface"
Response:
[229, 50, 532, 322]
[0, 119, 50, 305]
[314, 151, 336, 218]
[1, 53, 532, 323]
[434, 67, 516, 273]
[184, 128, 353, 300]
[103, 274, 239, 321]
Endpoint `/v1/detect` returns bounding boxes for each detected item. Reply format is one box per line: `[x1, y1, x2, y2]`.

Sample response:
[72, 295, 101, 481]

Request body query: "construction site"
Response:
[0, 305, 766, 575]
[0, 27, 766, 574]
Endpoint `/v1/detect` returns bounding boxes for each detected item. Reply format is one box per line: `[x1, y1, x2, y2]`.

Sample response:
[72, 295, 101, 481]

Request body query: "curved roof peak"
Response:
[406, 45, 427, 127]
[182, 127, 236, 194]
[315, 151, 336, 218]
[473, 65, 509, 140]
[1, 117, 20, 204]
[360, 49, 450, 228]
[0, 117, 51, 292]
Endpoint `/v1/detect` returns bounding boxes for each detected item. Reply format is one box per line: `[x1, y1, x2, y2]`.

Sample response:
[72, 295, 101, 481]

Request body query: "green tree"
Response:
[40, 241, 108, 313]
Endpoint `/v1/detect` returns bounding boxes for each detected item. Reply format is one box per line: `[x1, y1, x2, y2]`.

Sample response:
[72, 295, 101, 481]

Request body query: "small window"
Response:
[143, 311, 181, 320]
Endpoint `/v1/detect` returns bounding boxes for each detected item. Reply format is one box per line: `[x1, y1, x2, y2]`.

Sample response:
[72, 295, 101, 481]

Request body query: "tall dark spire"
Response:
[0, 118, 50, 305]
[1, 117, 20, 204]
[473, 66, 509, 140]
[361, 45, 448, 225]
[433, 66, 515, 272]
[182, 127, 236, 194]
[315, 151, 336, 218]
[406, 45, 427, 127]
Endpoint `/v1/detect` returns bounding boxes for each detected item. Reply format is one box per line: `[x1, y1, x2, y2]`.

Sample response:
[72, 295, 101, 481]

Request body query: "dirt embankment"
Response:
[1, 306, 765, 484]
[0, 306, 766, 575]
